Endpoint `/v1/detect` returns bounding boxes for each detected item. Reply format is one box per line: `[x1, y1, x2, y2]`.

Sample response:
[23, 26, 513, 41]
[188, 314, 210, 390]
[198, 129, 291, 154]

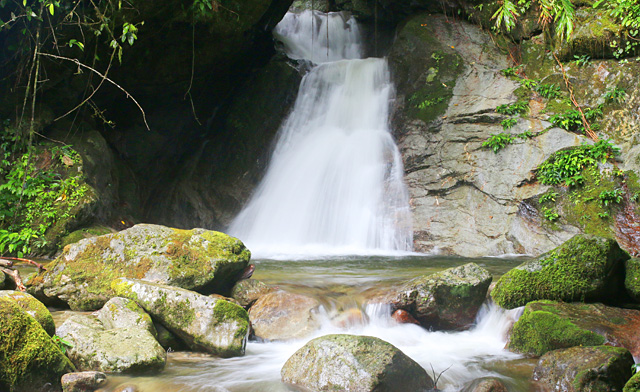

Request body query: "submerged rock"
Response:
[56, 297, 166, 373]
[508, 300, 640, 357]
[112, 278, 249, 357]
[460, 377, 509, 392]
[532, 346, 633, 391]
[0, 290, 56, 336]
[491, 235, 628, 309]
[370, 263, 492, 330]
[249, 290, 321, 341]
[61, 371, 107, 392]
[28, 224, 251, 310]
[0, 297, 75, 391]
[281, 334, 434, 391]
[231, 279, 274, 308]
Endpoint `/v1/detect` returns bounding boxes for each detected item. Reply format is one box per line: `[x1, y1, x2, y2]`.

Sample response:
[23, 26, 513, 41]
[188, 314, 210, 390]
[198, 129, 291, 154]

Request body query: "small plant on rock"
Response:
[483, 133, 515, 153]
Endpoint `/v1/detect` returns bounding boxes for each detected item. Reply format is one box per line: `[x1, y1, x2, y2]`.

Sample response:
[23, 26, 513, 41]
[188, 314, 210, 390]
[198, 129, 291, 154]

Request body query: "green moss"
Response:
[508, 303, 605, 356]
[625, 258, 640, 301]
[624, 371, 640, 392]
[61, 226, 113, 248]
[212, 299, 249, 342]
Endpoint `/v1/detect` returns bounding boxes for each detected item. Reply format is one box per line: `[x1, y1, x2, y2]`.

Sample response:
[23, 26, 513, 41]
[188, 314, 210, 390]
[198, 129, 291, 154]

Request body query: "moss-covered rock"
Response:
[60, 225, 114, 248]
[61, 371, 107, 392]
[281, 334, 434, 391]
[28, 224, 250, 310]
[625, 258, 640, 302]
[112, 278, 249, 357]
[0, 290, 55, 336]
[507, 300, 640, 356]
[532, 345, 633, 391]
[491, 235, 628, 309]
[249, 290, 321, 341]
[624, 371, 640, 392]
[231, 279, 275, 308]
[0, 297, 75, 391]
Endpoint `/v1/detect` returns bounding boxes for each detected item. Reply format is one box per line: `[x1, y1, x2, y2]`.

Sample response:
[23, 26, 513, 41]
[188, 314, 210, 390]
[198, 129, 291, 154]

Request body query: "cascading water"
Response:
[229, 10, 412, 258]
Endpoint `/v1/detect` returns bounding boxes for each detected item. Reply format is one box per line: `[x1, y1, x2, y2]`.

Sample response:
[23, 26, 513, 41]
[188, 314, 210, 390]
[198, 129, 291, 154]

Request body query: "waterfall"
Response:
[229, 10, 412, 258]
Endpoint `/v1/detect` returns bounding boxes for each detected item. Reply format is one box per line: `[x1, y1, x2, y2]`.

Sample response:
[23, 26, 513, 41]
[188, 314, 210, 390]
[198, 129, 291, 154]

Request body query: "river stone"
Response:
[370, 263, 492, 330]
[460, 377, 509, 392]
[491, 235, 628, 309]
[0, 290, 55, 336]
[532, 346, 633, 392]
[508, 300, 640, 357]
[112, 278, 249, 357]
[281, 334, 434, 391]
[249, 290, 321, 341]
[56, 300, 166, 373]
[61, 371, 107, 392]
[27, 223, 251, 310]
[0, 297, 75, 391]
[231, 279, 275, 308]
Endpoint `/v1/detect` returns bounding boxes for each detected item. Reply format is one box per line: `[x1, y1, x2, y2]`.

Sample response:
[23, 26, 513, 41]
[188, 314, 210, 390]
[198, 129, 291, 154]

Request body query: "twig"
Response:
[0, 259, 13, 268]
[38, 52, 151, 130]
[1, 257, 47, 271]
[1, 268, 26, 292]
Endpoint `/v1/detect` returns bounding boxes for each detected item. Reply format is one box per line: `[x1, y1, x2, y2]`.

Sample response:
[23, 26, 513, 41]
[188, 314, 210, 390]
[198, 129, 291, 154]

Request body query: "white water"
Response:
[229, 11, 412, 258]
[168, 302, 523, 392]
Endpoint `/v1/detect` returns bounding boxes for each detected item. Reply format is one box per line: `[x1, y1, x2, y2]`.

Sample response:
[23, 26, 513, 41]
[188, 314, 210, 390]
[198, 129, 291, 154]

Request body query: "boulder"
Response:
[28, 224, 251, 310]
[460, 377, 509, 392]
[624, 372, 640, 392]
[491, 235, 628, 309]
[112, 278, 249, 357]
[56, 298, 166, 373]
[370, 263, 492, 330]
[532, 346, 633, 391]
[249, 290, 321, 341]
[281, 334, 434, 391]
[0, 297, 75, 391]
[61, 371, 107, 392]
[508, 300, 640, 357]
[231, 279, 275, 308]
[0, 290, 56, 336]
[625, 258, 640, 302]
[154, 322, 187, 352]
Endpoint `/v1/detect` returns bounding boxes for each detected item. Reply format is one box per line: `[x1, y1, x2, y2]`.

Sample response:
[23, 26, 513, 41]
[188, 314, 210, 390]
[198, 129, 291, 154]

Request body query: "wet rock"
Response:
[332, 308, 367, 328]
[0, 297, 75, 391]
[371, 263, 492, 330]
[249, 290, 321, 341]
[532, 346, 633, 391]
[231, 279, 274, 308]
[61, 371, 107, 392]
[391, 309, 420, 325]
[112, 278, 249, 357]
[625, 258, 640, 302]
[492, 235, 628, 309]
[154, 322, 187, 352]
[0, 290, 56, 336]
[624, 371, 640, 391]
[113, 384, 139, 392]
[508, 300, 640, 357]
[281, 334, 434, 391]
[460, 377, 509, 392]
[56, 298, 166, 373]
[28, 224, 251, 310]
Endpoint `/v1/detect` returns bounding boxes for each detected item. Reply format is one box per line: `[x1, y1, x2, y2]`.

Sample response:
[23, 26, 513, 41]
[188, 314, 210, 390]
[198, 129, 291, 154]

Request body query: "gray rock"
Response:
[231, 279, 275, 308]
[533, 346, 633, 391]
[249, 290, 321, 341]
[281, 334, 434, 391]
[95, 297, 156, 336]
[112, 278, 249, 357]
[56, 298, 166, 373]
[0, 290, 56, 336]
[28, 224, 250, 310]
[154, 322, 187, 352]
[61, 371, 107, 392]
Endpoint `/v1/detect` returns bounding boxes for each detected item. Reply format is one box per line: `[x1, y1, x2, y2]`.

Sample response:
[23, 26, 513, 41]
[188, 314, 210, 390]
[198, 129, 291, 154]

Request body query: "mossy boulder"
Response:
[56, 297, 165, 373]
[60, 225, 114, 248]
[249, 290, 321, 341]
[0, 297, 75, 391]
[532, 345, 633, 391]
[281, 334, 434, 392]
[231, 279, 275, 308]
[624, 371, 640, 392]
[370, 263, 492, 330]
[61, 371, 107, 392]
[0, 290, 55, 336]
[491, 235, 628, 309]
[625, 258, 640, 302]
[508, 300, 640, 357]
[28, 224, 251, 310]
[112, 278, 249, 357]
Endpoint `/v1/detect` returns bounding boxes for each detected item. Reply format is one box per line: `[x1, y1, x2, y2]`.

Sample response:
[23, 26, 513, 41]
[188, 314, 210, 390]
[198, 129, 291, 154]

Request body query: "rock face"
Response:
[508, 300, 640, 357]
[0, 290, 56, 336]
[532, 346, 633, 392]
[61, 371, 107, 392]
[231, 279, 275, 308]
[56, 297, 166, 373]
[370, 263, 492, 330]
[249, 291, 321, 341]
[390, 13, 584, 257]
[491, 235, 628, 309]
[281, 334, 434, 391]
[112, 278, 249, 357]
[0, 297, 75, 391]
[28, 224, 251, 310]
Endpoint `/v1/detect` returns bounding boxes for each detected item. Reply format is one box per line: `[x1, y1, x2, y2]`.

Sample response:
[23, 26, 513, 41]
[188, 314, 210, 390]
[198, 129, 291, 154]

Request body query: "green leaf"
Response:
[48, 3, 53, 15]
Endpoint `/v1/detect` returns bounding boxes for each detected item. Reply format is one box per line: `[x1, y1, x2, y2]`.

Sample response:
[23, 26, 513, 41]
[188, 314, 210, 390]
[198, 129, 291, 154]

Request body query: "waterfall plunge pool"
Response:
[89, 255, 538, 392]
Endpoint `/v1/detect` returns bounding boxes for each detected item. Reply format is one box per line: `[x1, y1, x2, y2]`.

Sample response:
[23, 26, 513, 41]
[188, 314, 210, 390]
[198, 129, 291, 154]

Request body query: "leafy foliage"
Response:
[539, 190, 559, 204]
[496, 101, 529, 115]
[483, 133, 515, 153]
[599, 189, 623, 206]
[548, 106, 603, 134]
[536, 83, 562, 99]
[501, 118, 519, 130]
[51, 335, 73, 354]
[604, 87, 627, 104]
[492, 0, 575, 40]
[541, 207, 560, 221]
